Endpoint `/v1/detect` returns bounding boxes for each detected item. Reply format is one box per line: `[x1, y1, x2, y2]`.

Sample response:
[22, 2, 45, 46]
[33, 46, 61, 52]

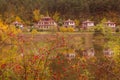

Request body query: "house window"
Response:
[45, 26, 47, 29]
[70, 22, 73, 24]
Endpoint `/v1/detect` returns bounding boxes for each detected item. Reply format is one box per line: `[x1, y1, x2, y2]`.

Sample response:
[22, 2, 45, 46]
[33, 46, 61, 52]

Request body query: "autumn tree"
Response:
[53, 12, 60, 22]
[33, 9, 40, 22]
[1, 0, 120, 23]
[74, 19, 80, 30]
[15, 16, 23, 22]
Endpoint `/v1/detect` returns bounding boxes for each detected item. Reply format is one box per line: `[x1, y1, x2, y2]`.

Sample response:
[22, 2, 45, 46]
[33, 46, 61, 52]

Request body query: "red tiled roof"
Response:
[40, 17, 54, 21]
[104, 21, 115, 24]
[64, 19, 74, 23]
[82, 20, 94, 23]
[37, 17, 57, 26]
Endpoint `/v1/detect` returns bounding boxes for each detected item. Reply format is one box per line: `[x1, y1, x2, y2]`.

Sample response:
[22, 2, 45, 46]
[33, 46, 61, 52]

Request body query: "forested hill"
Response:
[0, 0, 120, 24]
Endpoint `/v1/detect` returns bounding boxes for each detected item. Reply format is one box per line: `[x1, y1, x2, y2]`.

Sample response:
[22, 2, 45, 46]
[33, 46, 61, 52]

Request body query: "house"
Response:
[104, 21, 116, 28]
[12, 21, 24, 28]
[63, 19, 75, 28]
[82, 20, 94, 29]
[103, 48, 113, 57]
[66, 53, 76, 59]
[35, 16, 57, 30]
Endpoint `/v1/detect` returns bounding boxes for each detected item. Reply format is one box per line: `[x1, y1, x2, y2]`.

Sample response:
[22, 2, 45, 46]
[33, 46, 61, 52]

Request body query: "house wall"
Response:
[87, 23, 94, 27]
[36, 21, 57, 30]
[82, 22, 94, 28]
[64, 22, 75, 27]
[107, 24, 116, 27]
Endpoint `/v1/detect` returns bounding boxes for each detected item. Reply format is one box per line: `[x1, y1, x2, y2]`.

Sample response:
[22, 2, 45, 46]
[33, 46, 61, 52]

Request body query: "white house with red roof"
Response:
[35, 16, 57, 30]
[82, 20, 94, 29]
[63, 19, 75, 27]
[104, 21, 116, 28]
[12, 21, 24, 28]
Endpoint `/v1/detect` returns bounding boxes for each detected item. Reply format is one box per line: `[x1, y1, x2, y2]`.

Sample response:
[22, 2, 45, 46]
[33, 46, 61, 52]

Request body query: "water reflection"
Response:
[0, 33, 112, 58]
[78, 34, 111, 58]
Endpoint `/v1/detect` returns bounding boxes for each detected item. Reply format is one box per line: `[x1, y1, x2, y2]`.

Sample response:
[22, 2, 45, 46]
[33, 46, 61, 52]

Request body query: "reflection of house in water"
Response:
[82, 48, 95, 58]
[64, 49, 76, 59]
[66, 53, 76, 59]
[103, 48, 113, 57]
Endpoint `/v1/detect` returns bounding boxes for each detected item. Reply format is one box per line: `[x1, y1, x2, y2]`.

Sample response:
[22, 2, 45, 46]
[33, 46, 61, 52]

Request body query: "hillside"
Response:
[0, 0, 120, 24]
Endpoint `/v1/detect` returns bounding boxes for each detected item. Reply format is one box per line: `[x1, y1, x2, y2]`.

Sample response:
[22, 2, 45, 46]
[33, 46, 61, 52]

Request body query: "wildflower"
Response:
[33, 55, 40, 60]
[13, 64, 23, 74]
[1, 63, 7, 69]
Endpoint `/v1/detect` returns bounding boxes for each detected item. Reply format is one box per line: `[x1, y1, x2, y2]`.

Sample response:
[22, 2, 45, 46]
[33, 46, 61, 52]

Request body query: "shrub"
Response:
[31, 29, 38, 34]
[60, 27, 74, 32]
[67, 27, 74, 32]
[116, 28, 119, 32]
[59, 27, 67, 32]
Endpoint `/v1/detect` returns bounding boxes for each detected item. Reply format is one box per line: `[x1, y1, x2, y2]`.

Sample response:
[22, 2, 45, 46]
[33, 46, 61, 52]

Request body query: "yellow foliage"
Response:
[60, 27, 74, 32]
[15, 16, 23, 22]
[33, 9, 40, 21]
[112, 45, 120, 63]
[31, 29, 38, 35]
[53, 12, 60, 22]
[81, 57, 87, 62]
[74, 19, 79, 26]
[67, 27, 74, 32]
[63, 49, 75, 54]
[60, 27, 67, 32]
[0, 19, 21, 42]
[101, 18, 107, 23]
[0, 19, 22, 67]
